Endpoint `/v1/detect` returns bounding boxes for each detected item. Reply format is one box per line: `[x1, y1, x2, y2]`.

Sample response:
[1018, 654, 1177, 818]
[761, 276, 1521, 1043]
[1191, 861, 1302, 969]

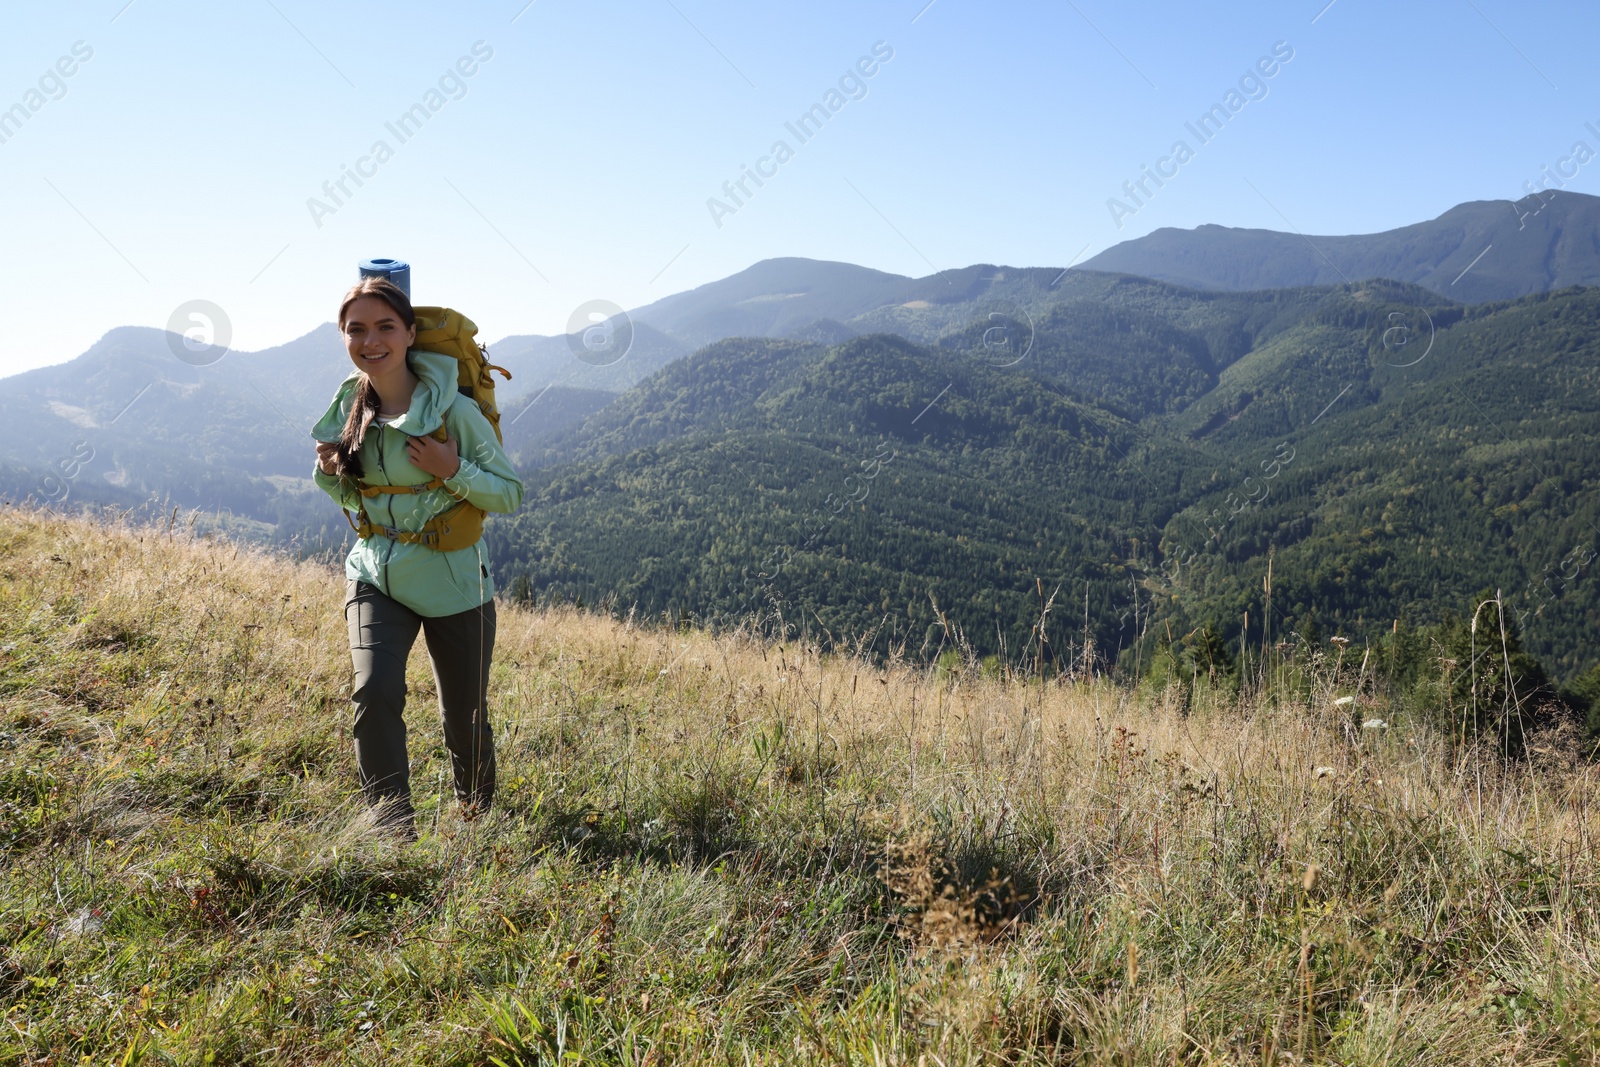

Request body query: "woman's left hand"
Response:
[406, 433, 461, 480]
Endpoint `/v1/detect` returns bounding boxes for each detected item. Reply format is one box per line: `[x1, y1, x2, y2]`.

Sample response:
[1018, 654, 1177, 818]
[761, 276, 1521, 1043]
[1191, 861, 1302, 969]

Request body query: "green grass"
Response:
[4, 504, 1600, 1064]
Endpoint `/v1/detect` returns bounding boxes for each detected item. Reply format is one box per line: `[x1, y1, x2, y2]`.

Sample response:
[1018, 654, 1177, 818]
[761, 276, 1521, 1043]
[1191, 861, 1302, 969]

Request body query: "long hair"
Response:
[334, 277, 416, 478]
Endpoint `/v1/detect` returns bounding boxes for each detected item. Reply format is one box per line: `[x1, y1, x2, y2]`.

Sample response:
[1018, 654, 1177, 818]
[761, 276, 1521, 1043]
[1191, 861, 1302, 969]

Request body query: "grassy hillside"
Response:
[6, 505, 1600, 1064]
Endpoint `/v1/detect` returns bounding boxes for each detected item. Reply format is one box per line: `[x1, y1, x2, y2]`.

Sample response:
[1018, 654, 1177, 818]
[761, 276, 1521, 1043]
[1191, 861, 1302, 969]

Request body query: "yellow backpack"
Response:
[348, 306, 513, 552]
[411, 306, 512, 444]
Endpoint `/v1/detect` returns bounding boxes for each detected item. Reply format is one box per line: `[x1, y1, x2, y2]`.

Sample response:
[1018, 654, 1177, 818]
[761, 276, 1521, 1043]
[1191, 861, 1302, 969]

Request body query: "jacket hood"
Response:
[310, 349, 459, 444]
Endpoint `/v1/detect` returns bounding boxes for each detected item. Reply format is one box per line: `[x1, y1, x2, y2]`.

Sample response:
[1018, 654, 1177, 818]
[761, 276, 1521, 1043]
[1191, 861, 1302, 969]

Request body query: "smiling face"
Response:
[342, 295, 417, 381]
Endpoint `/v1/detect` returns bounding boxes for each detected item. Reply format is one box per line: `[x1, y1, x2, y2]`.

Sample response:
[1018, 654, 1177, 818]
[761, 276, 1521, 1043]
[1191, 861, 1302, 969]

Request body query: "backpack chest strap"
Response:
[358, 476, 446, 497]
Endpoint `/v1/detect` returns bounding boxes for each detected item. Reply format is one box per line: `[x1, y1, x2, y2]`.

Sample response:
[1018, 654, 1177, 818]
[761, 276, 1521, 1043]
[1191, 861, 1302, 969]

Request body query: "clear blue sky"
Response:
[3, 0, 1597, 376]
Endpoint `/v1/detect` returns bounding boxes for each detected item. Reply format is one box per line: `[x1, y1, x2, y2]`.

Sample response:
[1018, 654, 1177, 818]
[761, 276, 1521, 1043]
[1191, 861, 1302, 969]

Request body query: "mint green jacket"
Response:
[310, 350, 525, 617]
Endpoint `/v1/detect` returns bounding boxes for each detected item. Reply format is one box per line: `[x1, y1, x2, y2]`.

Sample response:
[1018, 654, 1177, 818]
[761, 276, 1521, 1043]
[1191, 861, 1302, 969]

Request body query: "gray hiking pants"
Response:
[344, 579, 497, 829]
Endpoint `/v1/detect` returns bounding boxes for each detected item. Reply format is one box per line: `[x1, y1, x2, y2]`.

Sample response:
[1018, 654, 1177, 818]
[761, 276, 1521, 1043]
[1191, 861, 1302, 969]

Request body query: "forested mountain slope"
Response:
[489, 278, 1600, 680]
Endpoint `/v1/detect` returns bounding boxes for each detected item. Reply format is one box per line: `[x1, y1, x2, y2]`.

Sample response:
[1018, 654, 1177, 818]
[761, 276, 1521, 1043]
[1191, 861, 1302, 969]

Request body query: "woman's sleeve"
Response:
[442, 401, 525, 515]
[313, 464, 362, 511]
[309, 386, 361, 512]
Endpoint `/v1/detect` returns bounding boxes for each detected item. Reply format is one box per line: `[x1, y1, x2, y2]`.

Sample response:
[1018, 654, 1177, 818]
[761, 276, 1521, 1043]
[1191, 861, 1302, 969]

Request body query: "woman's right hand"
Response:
[315, 441, 340, 475]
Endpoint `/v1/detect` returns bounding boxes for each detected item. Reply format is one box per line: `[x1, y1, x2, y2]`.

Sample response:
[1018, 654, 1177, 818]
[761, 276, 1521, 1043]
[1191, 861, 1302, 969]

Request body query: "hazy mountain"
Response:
[780, 318, 860, 345]
[488, 322, 692, 399]
[0, 324, 351, 523]
[500, 386, 616, 467]
[1080, 193, 1600, 303]
[626, 257, 920, 346]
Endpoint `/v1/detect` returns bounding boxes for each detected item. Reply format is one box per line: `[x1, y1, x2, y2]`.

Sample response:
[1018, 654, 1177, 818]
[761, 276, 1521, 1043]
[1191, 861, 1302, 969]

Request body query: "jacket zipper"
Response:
[374, 425, 392, 596]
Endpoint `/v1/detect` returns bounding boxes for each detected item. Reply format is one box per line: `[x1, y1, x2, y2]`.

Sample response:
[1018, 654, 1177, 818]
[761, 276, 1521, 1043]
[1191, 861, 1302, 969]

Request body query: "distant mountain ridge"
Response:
[8, 186, 1599, 513]
[489, 194, 1600, 397]
[10, 193, 1597, 411]
[7, 191, 1600, 637]
[1081, 192, 1600, 303]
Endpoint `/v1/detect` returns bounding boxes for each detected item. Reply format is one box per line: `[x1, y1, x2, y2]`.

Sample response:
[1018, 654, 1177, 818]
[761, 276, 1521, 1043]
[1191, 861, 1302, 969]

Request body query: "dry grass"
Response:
[4, 503, 1600, 1064]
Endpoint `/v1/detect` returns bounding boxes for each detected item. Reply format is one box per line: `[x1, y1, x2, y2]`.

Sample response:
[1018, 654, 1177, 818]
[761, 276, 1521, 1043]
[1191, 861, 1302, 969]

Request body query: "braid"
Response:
[336, 375, 380, 477]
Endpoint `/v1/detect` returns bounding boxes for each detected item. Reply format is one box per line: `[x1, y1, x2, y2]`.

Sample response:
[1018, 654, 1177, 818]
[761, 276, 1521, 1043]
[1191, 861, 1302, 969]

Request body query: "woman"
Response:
[310, 276, 524, 836]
